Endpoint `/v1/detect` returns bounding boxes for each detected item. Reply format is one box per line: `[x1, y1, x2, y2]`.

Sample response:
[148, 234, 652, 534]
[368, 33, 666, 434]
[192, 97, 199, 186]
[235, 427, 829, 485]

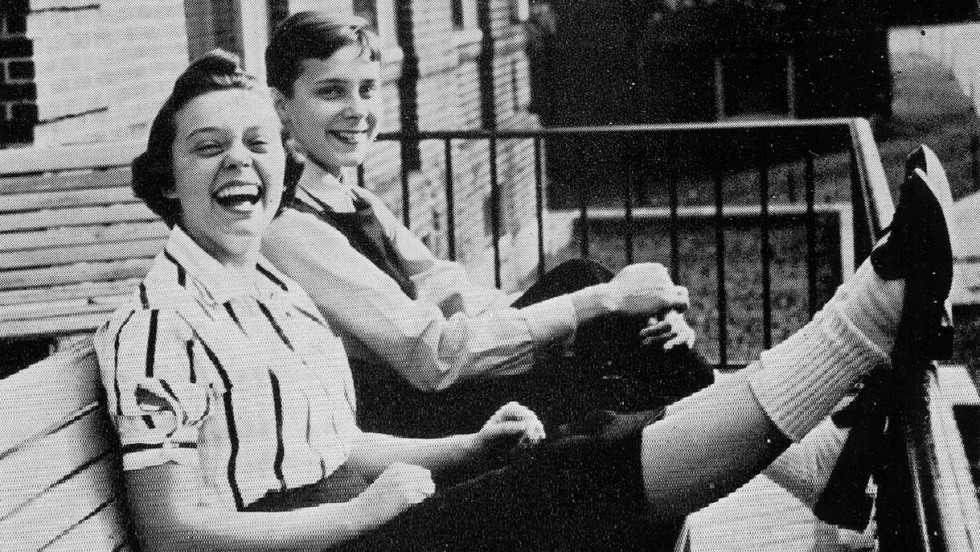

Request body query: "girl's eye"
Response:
[360, 82, 378, 99]
[317, 86, 344, 98]
[249, 138, 271, 152]
[195, 142, 223, 156]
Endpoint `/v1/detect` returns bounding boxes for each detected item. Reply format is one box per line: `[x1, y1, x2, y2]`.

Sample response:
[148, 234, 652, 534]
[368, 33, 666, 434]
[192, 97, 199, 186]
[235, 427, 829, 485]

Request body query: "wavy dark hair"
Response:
[265, 12, 381, 97]
[132, 49, 295, 227]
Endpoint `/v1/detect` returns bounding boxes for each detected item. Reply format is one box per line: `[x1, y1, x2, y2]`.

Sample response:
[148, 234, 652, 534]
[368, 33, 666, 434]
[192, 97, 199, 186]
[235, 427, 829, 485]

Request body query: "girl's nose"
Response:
[223, 142, 253, 168]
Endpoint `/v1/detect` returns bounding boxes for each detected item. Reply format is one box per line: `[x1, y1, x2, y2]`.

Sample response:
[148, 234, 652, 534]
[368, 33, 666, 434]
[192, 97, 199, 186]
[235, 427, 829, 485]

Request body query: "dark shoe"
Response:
[871, 145, 955, 361]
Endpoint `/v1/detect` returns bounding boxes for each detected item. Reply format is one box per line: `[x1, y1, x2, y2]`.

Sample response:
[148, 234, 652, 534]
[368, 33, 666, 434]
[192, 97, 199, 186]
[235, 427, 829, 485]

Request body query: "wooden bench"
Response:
[0, 336, 133, 552]
[0, 141, 166, 345]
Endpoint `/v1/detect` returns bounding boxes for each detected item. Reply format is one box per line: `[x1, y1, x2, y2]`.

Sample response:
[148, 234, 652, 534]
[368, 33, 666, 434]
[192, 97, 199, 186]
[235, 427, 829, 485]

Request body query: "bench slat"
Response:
[0, 186, 138, 214]
[0, 202, 156, 233]
[0, 169, 132, 195]
[0, 407, 112, 520]
[0, 294, 128, 322]
[43, 496, 129, 552]
[0, 339, 99, 453]
[0, 141, 142, 177]
[0, 222, 168, 253]
[0, 454, 120, 552]
[0, 312, 120, 339]
[0, 259, 153, 292]
[0, 239, 164, 270]
[0, 279, 142, 306]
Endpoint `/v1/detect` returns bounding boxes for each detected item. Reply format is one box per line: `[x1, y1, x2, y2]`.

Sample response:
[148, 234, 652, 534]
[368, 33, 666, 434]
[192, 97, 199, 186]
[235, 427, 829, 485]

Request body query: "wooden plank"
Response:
[0, 169, 132, 195]
[0, 455, 119, 552]
[0, 279, 142, 307]
[0, 408, 112, 520]
[0, 222, 168, 253]
[0, 239, 164, 271]
[43, 498, 129, 552]
[0, 141, 143, 177]
[0, 338, 99, 453]
[0, 294, 128, 322]
[0, 202, 157, 233]
[0, 311, 119, 339]
[0, 259, 153, 292]
[0, 186, 137, 214]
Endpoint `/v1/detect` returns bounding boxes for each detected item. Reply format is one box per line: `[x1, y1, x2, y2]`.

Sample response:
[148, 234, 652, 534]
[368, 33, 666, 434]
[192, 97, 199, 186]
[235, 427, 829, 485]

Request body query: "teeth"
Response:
[215, 183, 260, 199]
[214, 183, 262, 210]
[330, 130, 367, 144]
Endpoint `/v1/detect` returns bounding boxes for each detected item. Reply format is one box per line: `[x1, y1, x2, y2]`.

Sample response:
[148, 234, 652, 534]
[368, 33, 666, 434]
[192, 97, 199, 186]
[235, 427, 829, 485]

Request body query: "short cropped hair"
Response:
[266, 11, 381, 97]
[132, 49, 295, 227]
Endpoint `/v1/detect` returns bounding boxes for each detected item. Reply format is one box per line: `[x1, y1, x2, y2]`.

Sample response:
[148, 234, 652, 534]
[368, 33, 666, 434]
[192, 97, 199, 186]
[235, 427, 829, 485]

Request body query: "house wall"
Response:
[20, 0, 188, 147]
[0, 1, 35, 146]
[0, 0, 541, 290]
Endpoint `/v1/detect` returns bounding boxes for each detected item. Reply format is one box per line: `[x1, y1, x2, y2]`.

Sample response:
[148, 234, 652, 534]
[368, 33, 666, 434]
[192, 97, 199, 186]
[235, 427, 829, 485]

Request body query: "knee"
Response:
[550, 259, 614, 287]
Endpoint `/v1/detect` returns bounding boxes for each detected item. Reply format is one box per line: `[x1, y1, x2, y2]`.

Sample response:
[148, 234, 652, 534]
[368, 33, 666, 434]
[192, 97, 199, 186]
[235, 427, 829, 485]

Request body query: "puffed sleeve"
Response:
[94, 307, 225, 471]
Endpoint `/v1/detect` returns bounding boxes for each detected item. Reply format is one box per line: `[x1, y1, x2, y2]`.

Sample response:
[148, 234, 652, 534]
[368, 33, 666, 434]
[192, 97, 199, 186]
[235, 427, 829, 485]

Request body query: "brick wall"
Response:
[359, 0, 543, 292]
[26, 0, 188, 146]
[0, 0, 36, 146]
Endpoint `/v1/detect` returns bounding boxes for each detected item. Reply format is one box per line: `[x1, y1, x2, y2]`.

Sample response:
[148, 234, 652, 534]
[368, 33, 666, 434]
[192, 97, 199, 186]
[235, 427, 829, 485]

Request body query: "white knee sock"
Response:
[749, 260, 899, 441]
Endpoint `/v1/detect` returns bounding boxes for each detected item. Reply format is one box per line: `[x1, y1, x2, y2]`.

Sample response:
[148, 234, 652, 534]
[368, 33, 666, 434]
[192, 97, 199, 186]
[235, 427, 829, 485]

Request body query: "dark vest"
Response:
[291, 192, 418, 300]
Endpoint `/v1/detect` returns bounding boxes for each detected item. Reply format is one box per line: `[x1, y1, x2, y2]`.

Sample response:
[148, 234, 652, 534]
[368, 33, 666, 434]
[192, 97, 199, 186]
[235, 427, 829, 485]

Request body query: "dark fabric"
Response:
[332, 409, 682, 552]
[244, 464, 370, 512]
[353, 258, 714, 439]
[291, 194, 418, 300]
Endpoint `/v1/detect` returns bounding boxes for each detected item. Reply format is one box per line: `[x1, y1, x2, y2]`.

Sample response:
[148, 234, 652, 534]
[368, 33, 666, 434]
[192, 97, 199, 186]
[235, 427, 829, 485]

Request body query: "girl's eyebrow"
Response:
[185, 127, 224, 140]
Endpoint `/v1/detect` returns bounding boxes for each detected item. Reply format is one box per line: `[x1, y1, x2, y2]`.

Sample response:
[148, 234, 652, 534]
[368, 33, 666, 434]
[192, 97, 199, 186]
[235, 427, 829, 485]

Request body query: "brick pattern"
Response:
[1, 1, 36, 146]
[26, 0, 189, 146]
[359, 0, 543, 292]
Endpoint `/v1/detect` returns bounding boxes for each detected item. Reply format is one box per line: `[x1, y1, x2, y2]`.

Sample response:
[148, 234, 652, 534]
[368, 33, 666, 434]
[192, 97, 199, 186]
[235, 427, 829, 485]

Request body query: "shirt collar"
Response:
[163, 225, 290, 305]
[296, 162, 357, 213]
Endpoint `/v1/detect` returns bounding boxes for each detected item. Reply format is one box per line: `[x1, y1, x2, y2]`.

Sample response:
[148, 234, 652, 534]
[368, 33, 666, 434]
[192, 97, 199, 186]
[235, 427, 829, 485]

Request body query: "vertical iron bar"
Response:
[623, 134, 635, 266]
[579, 137, 589, 259]
[444, 138, 456, 261]
[805, 151, 817, 318]
[760, 162, 772, 350]
[669, 141, 680, 283]
[490, 135, 502, 288]
[714, 168, 727, 369]
[401, 152, 411, 229]
[534, 137, 546, 278]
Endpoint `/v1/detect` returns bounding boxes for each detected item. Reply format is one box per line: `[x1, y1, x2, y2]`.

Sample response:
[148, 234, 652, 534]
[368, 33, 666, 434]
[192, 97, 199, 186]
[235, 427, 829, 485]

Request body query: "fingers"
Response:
[483, 402, 546, 445]
[379, 462, 435, 502]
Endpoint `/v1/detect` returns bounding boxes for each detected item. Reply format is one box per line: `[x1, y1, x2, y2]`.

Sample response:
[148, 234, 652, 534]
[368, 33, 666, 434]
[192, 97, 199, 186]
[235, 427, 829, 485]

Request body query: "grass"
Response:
[550, 50, 980, 367]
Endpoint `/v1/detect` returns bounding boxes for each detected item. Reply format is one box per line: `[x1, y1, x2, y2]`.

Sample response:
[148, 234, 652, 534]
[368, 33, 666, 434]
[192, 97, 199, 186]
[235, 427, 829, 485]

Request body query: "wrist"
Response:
[569, 284, 621, 323]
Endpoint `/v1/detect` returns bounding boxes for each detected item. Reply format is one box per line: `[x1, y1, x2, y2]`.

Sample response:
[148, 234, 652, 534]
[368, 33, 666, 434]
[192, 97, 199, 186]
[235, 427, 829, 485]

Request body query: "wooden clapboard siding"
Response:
[0, 141, 158, 341]
[0, 337, 131, 552]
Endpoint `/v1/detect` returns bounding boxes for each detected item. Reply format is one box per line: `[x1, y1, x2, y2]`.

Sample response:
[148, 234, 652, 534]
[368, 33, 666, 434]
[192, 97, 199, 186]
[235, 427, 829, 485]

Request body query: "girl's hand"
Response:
[640, 310, 696, 350]
[350, 462, 435, 532]
[477, 401, 546, 452]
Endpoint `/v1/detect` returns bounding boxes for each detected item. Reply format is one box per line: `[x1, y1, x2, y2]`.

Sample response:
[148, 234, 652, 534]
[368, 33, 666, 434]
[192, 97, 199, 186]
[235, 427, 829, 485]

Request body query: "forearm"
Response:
[126, 465, 370, 552]
[348, 432, 483, 479]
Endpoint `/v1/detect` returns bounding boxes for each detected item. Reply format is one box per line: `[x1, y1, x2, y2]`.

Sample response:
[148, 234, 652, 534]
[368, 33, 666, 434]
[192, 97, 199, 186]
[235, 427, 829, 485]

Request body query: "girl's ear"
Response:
[162, 185, 178, 199]
[271, 88, 291, 127]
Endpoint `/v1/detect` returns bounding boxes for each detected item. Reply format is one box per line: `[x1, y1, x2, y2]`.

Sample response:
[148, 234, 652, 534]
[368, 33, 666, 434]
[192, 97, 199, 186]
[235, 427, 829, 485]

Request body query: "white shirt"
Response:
[95, 227, 360, 511]
[262, 164, 579, 391]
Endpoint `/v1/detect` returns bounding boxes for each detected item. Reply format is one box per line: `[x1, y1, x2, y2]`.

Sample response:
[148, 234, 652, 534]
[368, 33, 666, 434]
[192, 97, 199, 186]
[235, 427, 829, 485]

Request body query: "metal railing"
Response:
[369, 117, 894, 368]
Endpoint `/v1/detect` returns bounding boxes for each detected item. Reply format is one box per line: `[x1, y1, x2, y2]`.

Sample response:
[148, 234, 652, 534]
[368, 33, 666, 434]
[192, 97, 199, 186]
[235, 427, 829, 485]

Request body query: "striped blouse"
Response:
[94, 227, 360, 511]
